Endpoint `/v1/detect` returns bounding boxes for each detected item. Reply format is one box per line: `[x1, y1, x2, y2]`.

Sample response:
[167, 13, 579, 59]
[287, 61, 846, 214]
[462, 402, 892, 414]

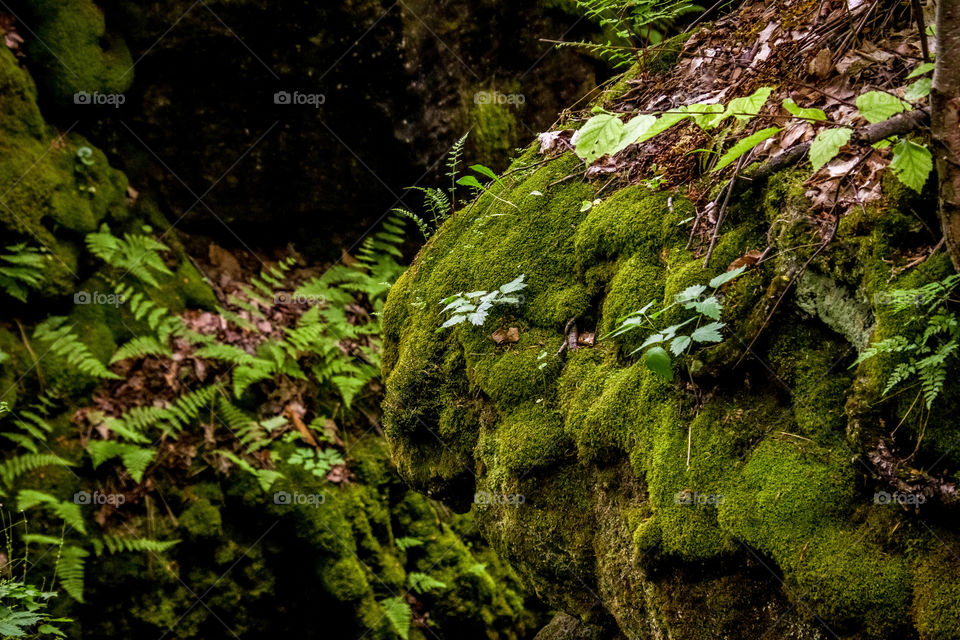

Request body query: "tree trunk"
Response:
[932, 0, 960, 271]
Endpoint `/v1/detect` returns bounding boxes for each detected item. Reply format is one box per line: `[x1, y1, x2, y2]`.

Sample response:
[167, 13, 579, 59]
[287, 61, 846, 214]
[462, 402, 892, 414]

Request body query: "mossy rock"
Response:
[382, 91, 960, 640]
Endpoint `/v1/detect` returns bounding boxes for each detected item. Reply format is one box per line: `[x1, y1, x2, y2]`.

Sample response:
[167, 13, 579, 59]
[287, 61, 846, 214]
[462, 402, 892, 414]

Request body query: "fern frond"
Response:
[33, 317, 120, 380]
[95, 534, 179, 556]
[110, 336, 172, 364]
[0, 243, 45, 301]
[58, 545, 88, 602]
[86, 441, 155, 483]
[86, 224, 173, 288]
[0, 454, 75, 488]
[16, 490, 86, 535]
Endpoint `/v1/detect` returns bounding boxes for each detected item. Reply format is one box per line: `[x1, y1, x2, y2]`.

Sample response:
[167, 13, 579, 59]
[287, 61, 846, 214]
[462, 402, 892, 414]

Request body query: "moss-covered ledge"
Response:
[381, 90, 960, 640]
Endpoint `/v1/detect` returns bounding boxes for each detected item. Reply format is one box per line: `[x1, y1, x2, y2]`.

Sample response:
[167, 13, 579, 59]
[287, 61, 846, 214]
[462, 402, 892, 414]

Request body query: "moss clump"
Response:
[179, 497, 223, 538]
[25, 0, 134, 103]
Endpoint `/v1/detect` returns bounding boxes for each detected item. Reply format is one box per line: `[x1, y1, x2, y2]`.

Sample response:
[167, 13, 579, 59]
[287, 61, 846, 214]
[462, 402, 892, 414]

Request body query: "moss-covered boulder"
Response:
[381, 6, 960, 639]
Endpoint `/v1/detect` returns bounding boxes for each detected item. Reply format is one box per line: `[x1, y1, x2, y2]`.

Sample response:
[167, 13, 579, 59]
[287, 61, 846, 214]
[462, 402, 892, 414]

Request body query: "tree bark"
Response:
[931, 0, 960, 272]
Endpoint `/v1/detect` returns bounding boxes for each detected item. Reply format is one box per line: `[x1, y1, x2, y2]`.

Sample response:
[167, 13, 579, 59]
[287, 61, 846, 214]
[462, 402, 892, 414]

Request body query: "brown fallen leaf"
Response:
[285, 405, 318, 447]
[577, 332, 596, 347]
[491, 327, 520, 345]
[728, 249, 764, 270]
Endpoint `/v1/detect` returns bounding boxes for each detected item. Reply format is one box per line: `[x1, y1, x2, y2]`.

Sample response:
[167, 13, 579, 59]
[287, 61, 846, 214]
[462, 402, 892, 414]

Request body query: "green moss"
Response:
[574, 186, 691, 269]
[25, 0, 134, 103]
[179, 497, 222, 538]
[913, 546, 960, 639]
[493, 402, 569, 475]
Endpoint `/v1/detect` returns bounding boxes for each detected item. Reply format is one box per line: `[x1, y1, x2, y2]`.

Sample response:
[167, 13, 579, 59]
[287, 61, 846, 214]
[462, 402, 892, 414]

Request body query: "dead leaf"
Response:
[807, 49, 833, 78]
[577, 332, 596, 347]
[728, 249, 764, 270]
[285, 405, 318, 447]
[491, 327, 520, 345]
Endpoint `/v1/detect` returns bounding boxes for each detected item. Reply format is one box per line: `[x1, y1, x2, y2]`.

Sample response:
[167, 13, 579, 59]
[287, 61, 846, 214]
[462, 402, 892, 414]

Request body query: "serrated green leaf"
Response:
[643, 346, 673, 382]
[573, 113, 624, 163]
[782, 98, 827, 121]
[708, 265, 747, 289]
[690, 322, 725, 343]
[856, 91, 910, 124]
[712, 127, 781, 172]
[809, 127, 853, 171]
[890, 139, 933, 193]
[669, 335, 692, 356]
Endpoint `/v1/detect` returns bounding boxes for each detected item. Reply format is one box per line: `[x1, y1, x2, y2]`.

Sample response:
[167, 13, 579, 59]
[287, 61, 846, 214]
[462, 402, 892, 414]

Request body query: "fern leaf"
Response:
[58, 545, 88, 602]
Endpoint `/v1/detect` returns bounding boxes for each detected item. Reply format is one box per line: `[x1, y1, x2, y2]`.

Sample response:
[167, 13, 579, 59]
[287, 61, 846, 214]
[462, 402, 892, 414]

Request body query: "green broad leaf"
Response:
[890, 139, 933, 193]
[690, 322, 725, 343]
[643, 346, 674, 382]
[636, 111, 691, 144]
[872, 138, 893, 150]
[724, 86, 774, 122]
[856, 91, 910, 124]
[580, 200, 593, 212]
[470, 164, 503, 185]
[573, 113, 624, 163]
[456, 175, 484, 190]
[610, 114, 657, 155]
[906, 62, 935, 79]
[669, 335, 692, 356]
[809, 127, 853, 171]
[711, 127, 781, 172]
[685, 103, 725, 130]
[709, 265, 747, 288]
[904, 77, 932, 102]
[782, 98, 827, 121]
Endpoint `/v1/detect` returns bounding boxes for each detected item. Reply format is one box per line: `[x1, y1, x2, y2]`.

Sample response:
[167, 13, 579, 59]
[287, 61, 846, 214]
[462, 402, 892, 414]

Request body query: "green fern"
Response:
[16, 490, 87, 535]
[92, 534, 179, 556]
[0, 455, 75, 492]
[0, 243, 45, 302]
[116, 283, 183, 341]
[32, 317, 120, 380]
[57, 545, 88, 603]
[109, 336, 173, 364]
[380, 596, 411, 640]
[855, 276, 960, 408]
[218, 451, 282, 492]
[86, 441, 154, 483]
[407, 571, 447, 594]
[85, 224, 173, 288]
[106, 384, 220, 438]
